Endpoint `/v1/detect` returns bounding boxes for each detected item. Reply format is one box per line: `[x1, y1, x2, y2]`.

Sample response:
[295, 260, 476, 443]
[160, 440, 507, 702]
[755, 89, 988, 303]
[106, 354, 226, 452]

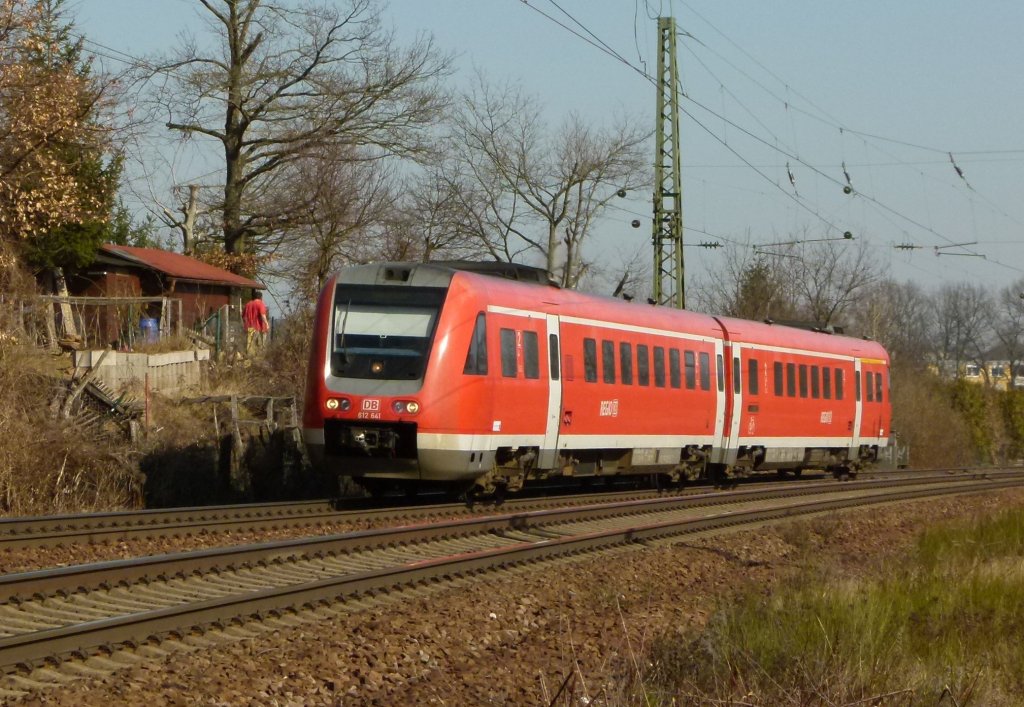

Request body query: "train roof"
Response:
[331, 262, 889, 362]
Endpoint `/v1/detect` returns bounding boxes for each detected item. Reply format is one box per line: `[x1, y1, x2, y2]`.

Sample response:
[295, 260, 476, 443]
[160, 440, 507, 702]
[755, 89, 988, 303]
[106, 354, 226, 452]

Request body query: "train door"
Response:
[850, 359, 863, 456]
[721, 343, 743, 464]
[539, 314, 562, 468]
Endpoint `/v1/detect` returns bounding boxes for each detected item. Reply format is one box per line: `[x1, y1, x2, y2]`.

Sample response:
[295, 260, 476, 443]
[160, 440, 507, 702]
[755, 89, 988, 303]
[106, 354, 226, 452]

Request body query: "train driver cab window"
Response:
[602, 340, 616, 383]
[500, 328, 517, 377]
[619, 342, 633, 384]
[463, 312, 488, 375]
[669, 349, 681, 388]
[583, 338, 598, 382]
[877, 371, 884, 402]
[637, 345, 650, 386]
[654, 346, 666, 387]
[866, 371, 875, 402]
[700, 352, 711, 391]
[524, 331, 540, 379]
[748, 358, 759, 395]
[684, 351, 696, 389]
[835, 368, 845, 400]
[331, 284, 444, 381]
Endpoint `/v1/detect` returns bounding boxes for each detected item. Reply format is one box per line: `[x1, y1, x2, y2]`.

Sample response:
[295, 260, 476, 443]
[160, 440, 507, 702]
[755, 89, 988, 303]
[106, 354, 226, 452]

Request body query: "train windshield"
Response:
[330, 284, 446, 380]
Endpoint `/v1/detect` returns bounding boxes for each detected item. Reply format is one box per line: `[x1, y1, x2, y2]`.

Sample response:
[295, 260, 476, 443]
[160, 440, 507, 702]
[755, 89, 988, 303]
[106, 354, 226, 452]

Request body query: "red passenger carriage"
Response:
[303, 262, 891, 493]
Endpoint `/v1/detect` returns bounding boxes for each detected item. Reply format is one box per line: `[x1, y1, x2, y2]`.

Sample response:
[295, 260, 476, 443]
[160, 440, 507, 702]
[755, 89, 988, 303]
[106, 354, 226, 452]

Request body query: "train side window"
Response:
[773, 361, 783, 396]
[748, 358, 759, 395]
[835, 368, 844, 400]
[798, 364, 808, 398]
[654, 347, 666, 387]
[876, 371, 884, 402]
[549, 334, 560, 380]
[602, 340, 616, 384]
[637, 344, 650, 386]
[583, 338, 597, 382]
[786, 363, 796, 397]
[732, 356, 741, 394]
[669, 349, 681, 388]
[684, 351, 696, 389]
[866, 371, 874, 402]
[716, 354, 724, 392]
[523, 331, 540, 379]
[463, 312, 488, 375]
[822, 366, 832, 399]
[620, 342, 633, 384]
[699, 352, 711, 390]
[855, 370, 861, 401]
[811, 365, 820, 399]
[500, 328, 517, 378]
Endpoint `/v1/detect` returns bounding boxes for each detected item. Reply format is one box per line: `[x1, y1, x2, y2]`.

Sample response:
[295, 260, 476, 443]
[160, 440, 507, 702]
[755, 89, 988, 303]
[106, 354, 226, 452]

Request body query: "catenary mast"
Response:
[652, 16, 684, 309]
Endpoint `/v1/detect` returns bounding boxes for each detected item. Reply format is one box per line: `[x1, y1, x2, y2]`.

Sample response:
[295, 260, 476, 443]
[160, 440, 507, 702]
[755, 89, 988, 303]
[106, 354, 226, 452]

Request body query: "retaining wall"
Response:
[73, 349, 211, 393]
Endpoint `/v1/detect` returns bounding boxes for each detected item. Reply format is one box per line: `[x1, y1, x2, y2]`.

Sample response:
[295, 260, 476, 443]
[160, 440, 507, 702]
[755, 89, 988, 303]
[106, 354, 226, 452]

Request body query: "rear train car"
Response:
[302, 262, 891, 493]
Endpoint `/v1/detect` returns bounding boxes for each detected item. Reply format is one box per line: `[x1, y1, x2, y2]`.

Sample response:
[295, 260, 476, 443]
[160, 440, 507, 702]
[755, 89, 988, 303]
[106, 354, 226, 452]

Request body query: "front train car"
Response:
[302, 261, 546, 491]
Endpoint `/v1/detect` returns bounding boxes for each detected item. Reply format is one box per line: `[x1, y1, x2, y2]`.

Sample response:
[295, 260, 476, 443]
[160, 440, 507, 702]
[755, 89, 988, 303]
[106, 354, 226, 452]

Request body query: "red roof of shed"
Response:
[100, 244, 264, 289]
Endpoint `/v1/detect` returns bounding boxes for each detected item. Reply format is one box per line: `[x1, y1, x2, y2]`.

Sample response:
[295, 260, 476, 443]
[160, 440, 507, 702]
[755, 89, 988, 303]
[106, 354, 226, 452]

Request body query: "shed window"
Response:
[619, 342, 633, 384]
[583, 338, 597, 382]
[637, 345, 650, 386]
[523, 331, 539, 379]
[602, 340, 616, 384]
[500, 328, 517, 378]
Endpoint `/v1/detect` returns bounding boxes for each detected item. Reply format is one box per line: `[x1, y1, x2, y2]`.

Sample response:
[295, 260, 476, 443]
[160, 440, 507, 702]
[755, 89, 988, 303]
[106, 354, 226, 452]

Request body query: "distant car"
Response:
[303, 262, 891, 495]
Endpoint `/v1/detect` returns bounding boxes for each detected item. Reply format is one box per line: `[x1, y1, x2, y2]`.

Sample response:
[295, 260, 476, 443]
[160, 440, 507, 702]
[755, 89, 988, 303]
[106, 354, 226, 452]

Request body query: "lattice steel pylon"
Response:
[652, 16, 684, 309]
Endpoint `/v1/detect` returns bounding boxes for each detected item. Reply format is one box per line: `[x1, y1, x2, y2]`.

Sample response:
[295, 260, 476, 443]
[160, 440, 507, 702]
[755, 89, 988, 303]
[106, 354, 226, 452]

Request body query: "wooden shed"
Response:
[66, 244, 264, 347]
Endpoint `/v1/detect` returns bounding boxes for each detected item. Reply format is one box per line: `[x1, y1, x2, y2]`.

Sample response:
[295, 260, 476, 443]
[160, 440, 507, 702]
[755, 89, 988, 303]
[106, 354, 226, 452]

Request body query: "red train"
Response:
[303, 262, 891, 494]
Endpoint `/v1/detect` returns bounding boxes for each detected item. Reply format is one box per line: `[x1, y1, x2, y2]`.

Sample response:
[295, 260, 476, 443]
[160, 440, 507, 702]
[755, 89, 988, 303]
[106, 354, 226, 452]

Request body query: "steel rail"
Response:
[0, 475, 1019, 674]
[0, 471, 1017, 602]
[0, 468, 1006, 550]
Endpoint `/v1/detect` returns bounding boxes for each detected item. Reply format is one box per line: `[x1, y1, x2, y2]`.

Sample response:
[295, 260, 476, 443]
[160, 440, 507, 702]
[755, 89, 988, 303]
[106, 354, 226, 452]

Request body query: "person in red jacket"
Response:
[242, 290, 270, 353]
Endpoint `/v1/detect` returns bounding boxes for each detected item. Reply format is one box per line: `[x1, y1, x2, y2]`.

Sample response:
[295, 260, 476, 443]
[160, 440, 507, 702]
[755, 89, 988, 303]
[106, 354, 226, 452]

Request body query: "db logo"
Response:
[361, 399, 381, 412]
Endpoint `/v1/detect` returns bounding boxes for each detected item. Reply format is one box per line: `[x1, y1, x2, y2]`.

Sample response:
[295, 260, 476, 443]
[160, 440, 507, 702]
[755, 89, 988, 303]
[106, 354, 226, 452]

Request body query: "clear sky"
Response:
[76, 0, 1024, 295]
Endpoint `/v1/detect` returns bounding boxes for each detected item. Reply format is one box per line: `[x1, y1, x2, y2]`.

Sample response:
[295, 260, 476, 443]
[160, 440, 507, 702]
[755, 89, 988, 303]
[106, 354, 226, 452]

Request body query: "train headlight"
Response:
[391, 400, 420, 415]
[325, 398, 351, 411]
[371, 361, 385, 374]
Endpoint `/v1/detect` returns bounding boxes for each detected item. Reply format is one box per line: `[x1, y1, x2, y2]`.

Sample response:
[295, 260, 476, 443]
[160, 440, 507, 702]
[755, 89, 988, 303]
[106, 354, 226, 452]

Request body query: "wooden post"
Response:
[144, 372, 150, 430]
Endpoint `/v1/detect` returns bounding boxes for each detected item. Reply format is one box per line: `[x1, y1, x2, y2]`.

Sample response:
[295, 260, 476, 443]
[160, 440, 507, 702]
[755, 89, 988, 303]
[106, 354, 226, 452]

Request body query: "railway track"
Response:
[0, 469, 1020, 692]
[0, 467, 990, 550]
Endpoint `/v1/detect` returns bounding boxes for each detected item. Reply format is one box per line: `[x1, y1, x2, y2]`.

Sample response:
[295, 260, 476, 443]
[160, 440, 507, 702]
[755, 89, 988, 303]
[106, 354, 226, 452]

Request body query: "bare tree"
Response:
[931, 282, 994, 381]
[690, 239, 800, 320]
[850, 279, 934, 367]
[789, 237, 883, 328]
[993, 278, 1024, 389]
[148, 0, 451, 270]
[446, 76, 649, 287]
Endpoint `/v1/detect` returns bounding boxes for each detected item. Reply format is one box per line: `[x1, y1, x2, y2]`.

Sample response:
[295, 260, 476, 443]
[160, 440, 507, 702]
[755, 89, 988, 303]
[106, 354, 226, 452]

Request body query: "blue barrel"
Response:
[140, 317, 159, 343]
